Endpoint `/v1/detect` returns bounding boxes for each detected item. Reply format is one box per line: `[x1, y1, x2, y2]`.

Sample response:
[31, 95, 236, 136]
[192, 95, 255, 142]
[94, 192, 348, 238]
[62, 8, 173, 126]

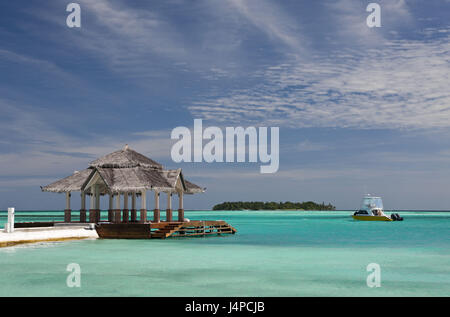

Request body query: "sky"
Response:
[0, 0, 449, 210]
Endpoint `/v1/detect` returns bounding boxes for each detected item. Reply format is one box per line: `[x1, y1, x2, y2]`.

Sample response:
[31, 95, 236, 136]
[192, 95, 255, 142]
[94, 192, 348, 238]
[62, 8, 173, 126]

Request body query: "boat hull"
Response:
[352, 215, 392, 221]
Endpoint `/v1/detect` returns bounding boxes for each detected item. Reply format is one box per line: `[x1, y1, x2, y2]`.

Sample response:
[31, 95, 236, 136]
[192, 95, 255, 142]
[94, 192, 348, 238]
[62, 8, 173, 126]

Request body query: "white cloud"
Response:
[188, 165, 446, 182]
[291, 141, 333, 152]
[29, 0, 310, 81]
[50, 0, 251, 79]
[0, 99, 174, 184]
[226, 0, 307, 54]
[0, 49, 68, 78]
[326, 0, 413, 45]
[189, 27, 450, 129]
[71, 0, 186, 77]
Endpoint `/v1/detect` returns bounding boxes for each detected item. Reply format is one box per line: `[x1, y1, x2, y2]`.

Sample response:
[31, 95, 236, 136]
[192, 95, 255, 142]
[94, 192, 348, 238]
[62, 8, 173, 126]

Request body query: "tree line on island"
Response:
[212, 201, 336, 211]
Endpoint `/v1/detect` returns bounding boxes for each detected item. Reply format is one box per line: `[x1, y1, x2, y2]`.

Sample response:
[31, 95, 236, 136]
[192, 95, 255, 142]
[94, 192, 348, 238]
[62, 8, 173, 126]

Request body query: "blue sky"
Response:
[0, 0, 449, 210]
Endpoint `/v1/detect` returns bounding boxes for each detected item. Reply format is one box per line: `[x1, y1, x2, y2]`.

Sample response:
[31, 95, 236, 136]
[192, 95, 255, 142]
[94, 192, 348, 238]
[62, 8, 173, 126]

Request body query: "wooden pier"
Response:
[95, 220, 237, 239]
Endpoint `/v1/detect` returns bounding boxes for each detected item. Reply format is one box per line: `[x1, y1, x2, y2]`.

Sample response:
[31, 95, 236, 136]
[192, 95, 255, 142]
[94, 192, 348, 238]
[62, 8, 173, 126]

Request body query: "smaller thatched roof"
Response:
[157, 169, 183, 191]
[90, 145, 162, 169]
[41, 169, 93, 193]
[184, 180, 206, 194]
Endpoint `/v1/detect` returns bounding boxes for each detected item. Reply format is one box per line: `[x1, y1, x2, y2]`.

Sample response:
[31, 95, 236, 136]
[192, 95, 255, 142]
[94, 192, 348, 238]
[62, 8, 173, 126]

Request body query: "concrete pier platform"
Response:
[0, 225, 98, 248]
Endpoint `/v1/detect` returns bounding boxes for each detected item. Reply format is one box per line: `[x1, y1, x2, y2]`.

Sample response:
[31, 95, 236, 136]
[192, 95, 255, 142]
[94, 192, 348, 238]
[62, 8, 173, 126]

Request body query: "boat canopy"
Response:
[360, 196, 383, 212]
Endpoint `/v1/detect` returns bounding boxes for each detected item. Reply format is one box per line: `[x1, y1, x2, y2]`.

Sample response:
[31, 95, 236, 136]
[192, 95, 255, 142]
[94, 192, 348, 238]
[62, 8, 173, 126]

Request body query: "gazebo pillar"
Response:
[153, 191, 160, 223]
[64, 192, 71, 223]
[140, 190, 147, 223]
[123, 192, 129, 223]
[178, 192, 184, 222]
[131, 193, 137, 222]
[89, 185, 99, 223]
[80, 191, 87, 223]
[95, 185, 101, 223]
[89, 191, 95, 223]
[114, 193, 121, 223]
[166, 192, 173, 222]
[108, 194, 114, 222]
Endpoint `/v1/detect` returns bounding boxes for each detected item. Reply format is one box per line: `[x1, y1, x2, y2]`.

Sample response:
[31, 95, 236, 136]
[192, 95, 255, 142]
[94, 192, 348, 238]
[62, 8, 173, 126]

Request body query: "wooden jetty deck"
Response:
[95, 220, 237, 239]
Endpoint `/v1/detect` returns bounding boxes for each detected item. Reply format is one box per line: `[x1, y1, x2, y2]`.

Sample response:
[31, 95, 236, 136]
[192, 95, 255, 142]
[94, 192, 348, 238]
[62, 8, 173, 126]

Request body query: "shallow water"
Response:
[0, 210, 449, 296]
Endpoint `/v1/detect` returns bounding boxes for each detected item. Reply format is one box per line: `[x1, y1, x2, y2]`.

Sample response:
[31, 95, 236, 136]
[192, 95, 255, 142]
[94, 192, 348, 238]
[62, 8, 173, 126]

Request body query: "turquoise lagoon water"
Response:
[0, 210, 449, 296]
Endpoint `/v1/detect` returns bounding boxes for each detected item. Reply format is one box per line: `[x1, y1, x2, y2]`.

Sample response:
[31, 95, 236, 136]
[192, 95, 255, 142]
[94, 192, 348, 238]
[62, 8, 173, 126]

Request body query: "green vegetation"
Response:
[212, 201, 336, 211]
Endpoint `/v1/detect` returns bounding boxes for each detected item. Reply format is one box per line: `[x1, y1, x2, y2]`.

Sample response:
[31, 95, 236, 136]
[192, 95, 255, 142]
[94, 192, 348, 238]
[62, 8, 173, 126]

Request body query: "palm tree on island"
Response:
[212, 201, 336, 211]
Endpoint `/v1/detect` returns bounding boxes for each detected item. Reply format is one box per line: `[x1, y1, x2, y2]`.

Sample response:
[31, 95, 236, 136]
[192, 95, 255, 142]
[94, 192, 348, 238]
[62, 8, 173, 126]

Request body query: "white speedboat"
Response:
[352, 195, 403, 221]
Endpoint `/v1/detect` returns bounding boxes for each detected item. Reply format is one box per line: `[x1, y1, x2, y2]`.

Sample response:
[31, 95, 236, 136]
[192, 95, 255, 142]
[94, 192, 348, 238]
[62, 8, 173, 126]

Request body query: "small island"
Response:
[212, 201, 336, 211]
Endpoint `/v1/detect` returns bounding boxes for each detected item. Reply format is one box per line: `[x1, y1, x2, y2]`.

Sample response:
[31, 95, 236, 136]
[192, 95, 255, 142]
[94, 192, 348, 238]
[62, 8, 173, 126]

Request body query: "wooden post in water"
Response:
[153, 191, 160, 223]
[114, 193, 121, 223]
[166, 192, 173, 222]
[178, 191, 184, 222]
[95, 185, 101, 223]
[140, 190, 147, 223]
[64, 192, 71, 223]
[123, 192, 129, 223]
[131, 192, 137, 222]
[80, 191, 87, 223]
[108, 194, 114, 222]
[89, 190, 96, 223]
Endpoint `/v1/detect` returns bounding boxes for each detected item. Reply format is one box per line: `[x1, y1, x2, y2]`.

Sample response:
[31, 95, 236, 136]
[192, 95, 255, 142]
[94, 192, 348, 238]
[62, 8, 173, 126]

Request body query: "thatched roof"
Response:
[90, 145, 163, 169]
[184, 180, 205, 194]
[41, 169, 93, 193]
[41, 146, 205, 195]
[92, 167, 182, 193]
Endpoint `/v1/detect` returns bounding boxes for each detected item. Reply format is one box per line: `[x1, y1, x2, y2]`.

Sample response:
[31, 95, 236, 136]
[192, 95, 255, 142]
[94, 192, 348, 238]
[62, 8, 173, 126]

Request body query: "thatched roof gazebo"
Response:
[41, 145, 205, 224]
